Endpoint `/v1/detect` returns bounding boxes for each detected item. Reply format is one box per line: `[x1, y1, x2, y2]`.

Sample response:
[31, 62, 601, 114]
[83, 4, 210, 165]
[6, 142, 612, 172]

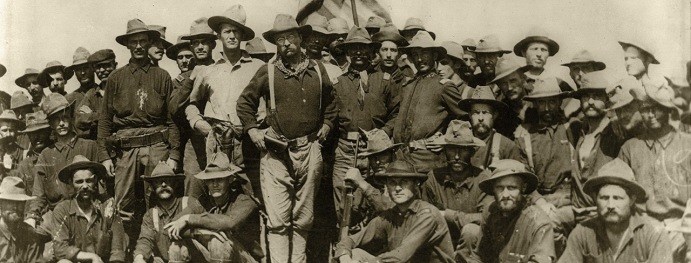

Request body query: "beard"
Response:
[156, 187, 174, 200]
[76, 187, 95, 202]
[539, 110, 561, 124]
[582, 104, 605, 118]
[498, 195, 524, 213]
[473, 123, 491, 137]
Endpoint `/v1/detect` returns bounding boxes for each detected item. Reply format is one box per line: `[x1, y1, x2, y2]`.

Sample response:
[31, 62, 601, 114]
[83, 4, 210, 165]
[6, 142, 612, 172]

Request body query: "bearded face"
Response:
[0, 200, 25, 224]
[579, 91, 607, 119]
[72, 170, 97, 203]
[153, 178, 176, 201]
[492, 175, 525, 213]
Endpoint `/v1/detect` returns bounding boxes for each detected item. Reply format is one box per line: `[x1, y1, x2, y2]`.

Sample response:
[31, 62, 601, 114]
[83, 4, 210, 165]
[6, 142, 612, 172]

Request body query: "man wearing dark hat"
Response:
[0, 176, 46, 263]
[9, 112, 52, 197]
[371, 24, 408, 98]
[75, 49, 117, 140]
[163, 152, 261, 262]
[15, 68, 43, 105]
[97, 19, 180, 248]
[37, 61, 73, 100]
[302, 14, 343, 83]
[245, 37, 275, 63]
[184, 5, 264, 200]
[399, 17, 436, 41]
[0, 110, 26, 179]
[335, 160, 454, 263]
[419, 120, 491, 261]
[473, 34, 512, 86]
[168, 36, 195, 74]
[393, 30, 466, 174]
[558, 159, 672, 263]
[237, 13, 338, 263]
[364, 16, 386, 36]
[133, 162, 204, 263]
[27, 94, 103, 233]
[184, 17, 218, 67]
[147, 25, 173, 67]
[10, 91, 35, 120]
[65, 47, 97, 108]
[459, 86, 525, 169]
[561, 50, 606, 89]
[490, 58, 536, 134]
[52, 155, 126, 263]
[513, 28, 560, 82]
[474, 159, 555, 263]
[438, 41, 473, 98]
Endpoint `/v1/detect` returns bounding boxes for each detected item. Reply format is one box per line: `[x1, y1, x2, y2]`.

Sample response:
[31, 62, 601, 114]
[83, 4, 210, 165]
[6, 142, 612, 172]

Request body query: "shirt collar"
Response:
[0, 220, 13, 242]
[67, 198, 103, 218]
[54, 136, 78, 151]
[127, 59, 152, 73]
[644, 128, 676, 150]
[158, 198, 181, 217]
[217, 51, 254, 66]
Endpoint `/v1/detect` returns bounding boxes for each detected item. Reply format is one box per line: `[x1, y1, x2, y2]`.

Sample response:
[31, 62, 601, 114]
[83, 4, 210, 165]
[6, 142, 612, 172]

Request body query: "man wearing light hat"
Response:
[419, 120, 491, 261]
[608, 78, 645, 140]
[325, 17, 351, 73]
[75, 49, 117, 140]
[561, 49, 606, 89]
[460, 38, 478, 86]
[147, 25, 173, 67]
[474, 159, 555, 263]
[0, 176, 46, 263]
[558, 159, 672, 263]
[237, 13, 337, 263]
[335, 159, 454, 263]
[301, 13, 344, 83]
[163, 152, 262, 263]
[474, 34, 512, 86]
[438, 41, 473, 98]
[37, 61, 73, 100]
[183, 17, 218, 67]
[0, 110, 26, 181]
[98, 19, 180, 248]
[184, 5, 264, 200]
[364, 16, 386, 36]
[15, 68, 43, 105]
[458, 86, 525, 168]
[619, 39, 674, 99]
[245, 37, 275, 63]
[52, 155, 126, 263]
[399, 17, 436, 41]
[371, 23, 408, 98]
[65, 47, 97, 108]
[393, 30, 466, 174]
[9, 111, 52, 197]
[513, 28, 561, 82]
[10, 91, 35, 121]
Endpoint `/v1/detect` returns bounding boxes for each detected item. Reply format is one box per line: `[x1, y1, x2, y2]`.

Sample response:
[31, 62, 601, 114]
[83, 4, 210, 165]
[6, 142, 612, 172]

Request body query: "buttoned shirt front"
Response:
[0, 221, 44, 263]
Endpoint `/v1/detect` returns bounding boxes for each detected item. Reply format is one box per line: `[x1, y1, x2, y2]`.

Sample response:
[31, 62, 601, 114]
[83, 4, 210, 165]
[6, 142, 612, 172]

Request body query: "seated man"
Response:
[163, 152, 262, 262]
[473, 159, 555, 263]
[558, 159, 672, 262]
[335, 160, 455, 263]
[0, 176, 47, 263]
[0, 109, 25, 178]
[52, 155, 126, 263]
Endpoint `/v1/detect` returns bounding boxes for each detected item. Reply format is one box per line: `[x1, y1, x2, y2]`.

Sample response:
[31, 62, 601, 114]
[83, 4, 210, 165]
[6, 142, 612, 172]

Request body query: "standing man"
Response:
[76, 49, 117, 140]
[183, 18, 217, 67]
[364, 16, 386, 36]
[513, 28, 560, 83]
[558, 159, 673, 263]
[184, 5, 264, 199]
[0, 176, 46, 263]
[37, 61, 73, 101]
[14, 68, 43, 105]
[399, 17, 436, 41]
[371, 23, 408, 98]
[473, 35, 512, 86]
[489, 58, 535, 135]
[335, 160, 455, 263]
[438, 41, 473, 99]
[302, 14, 342, 82]
[10, 112, 52, 197]
[98, 18, 179, 251]
[561, 50, 606, 89]
[460, 38, 478, 86]
[236, 14, 337, 263]
[64, 47, 97, 107]
[474, 159, 555, 263]
[0, 110, 25, 180]
[245, 37, 275, 63]
[393, 31, 466, 173]
[147, 25, 173, 67]
[458, 86, 525, 169]
[619, 40, 672, 97]
[167, 36, 195, 74]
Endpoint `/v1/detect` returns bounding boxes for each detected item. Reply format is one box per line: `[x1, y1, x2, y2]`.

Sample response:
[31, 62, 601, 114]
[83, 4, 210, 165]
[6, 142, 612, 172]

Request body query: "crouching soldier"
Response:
[335, 159, 455, 263]
[0, 176, 47, 263]
[163, 152, 262, 262]
[52, 155, 126, 263]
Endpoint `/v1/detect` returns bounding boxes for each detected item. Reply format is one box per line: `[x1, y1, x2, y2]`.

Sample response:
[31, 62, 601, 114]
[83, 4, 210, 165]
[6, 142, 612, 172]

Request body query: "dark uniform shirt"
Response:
[471, 130, 526, 169]
[0, 221, 45, 263]
[97, 60, 180, 161]
[75, 82, 105, 140]
[67, 82, 98, 111]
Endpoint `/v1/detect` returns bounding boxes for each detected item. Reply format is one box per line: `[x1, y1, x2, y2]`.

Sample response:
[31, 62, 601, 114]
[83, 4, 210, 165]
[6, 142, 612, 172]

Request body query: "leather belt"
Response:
[109, 130, 168, 149]
[286, 132, 319, 149]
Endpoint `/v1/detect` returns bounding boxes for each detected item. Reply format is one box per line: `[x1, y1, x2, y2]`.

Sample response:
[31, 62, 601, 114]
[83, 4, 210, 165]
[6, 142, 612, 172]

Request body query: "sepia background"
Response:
[0, 0, 689, 94]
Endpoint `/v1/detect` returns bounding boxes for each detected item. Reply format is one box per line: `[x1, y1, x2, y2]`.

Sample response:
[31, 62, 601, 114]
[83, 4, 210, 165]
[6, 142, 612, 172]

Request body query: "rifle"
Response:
[339, 129, 367, 242]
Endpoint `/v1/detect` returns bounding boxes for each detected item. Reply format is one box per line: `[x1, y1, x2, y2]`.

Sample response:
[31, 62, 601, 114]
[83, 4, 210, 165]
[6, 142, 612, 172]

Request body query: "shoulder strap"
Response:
[268, 64, 276, 111]
[152, 208, 159, 232]
[182, 196, 188, 209]
[314, 60, 323, 110]
[522, 133, 534, 169]
[491, 133, 502, 164]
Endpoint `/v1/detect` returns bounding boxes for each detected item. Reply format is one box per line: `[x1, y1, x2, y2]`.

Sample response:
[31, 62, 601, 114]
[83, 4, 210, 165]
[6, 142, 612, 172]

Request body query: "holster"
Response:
[264, 128, 288, 156]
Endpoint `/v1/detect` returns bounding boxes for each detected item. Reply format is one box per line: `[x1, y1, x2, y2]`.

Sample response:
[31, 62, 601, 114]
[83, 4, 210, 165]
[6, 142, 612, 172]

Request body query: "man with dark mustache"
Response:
[167, 36, 194, 74]
[147, 25, 173, 67]
[37, 61, 73, 102]
[473, 34, 512, 86]
[558, 159, 672, 263]
[561, 50, 606, 90]
[52, 155, 126, 263]
[490, 58, 534, 135]
[9, 111, 52, 197]
[473, 159, 554, 263]
[302, 13, 343, 83]
[0, 176, 46, 263]
[76, 49, 117, 140]
[15, 68, 43, 105]
[0, 110, 26, 179]
[420, 120, 491, 262]
[64, 47, 97, 108]
[370, 23, 408, 99]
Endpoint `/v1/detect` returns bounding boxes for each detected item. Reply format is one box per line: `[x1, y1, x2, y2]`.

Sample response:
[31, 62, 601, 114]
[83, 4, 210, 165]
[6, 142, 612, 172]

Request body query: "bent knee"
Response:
[461, 223, 481, 243]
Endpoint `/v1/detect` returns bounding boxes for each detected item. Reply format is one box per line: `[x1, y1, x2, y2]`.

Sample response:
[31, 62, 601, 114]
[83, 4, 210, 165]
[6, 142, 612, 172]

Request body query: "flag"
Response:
[297, 0, 391, 27]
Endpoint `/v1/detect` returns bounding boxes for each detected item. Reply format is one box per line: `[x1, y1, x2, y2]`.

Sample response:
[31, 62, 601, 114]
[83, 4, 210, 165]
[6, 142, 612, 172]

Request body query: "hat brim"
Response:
[402, 46, 447, 58]
[523, 91, 571, 101]
[372, 32, 409, 47]
[207, 16, 255, 41]
[141, 174, 186, 181]
[400, 29, 436, 40]
[618, 41, 659, 64]
[263, 25, 312, 45]
[514, 36, 560, 57]
[337, 40, 381, 50]
[65, 61, 91, 73]
[194, 168, 243, 180]
[375, 172, 428, 182]
[360, 143, 403, 157]
[166, 42, 192, 60]
[479, 171, 538, 195]
[458, 98, 510, 115]
[583, 176, 647, 202]
[46, 100, 76, 118]
[58, 161, 107, 185]
[20, 123, 50, 133]
[0, 118, 25, 131]
[570, 87, 607, 98]
[37, 65, 74, 87]
[15, 73, 39, 88]
[0, 193, 36, 201]
[428, 136, 485, 147]
[115, 30, 161, 46]
[249, 53, 276, 61]
[489, 65, 530, 84]
[181, 33, 217, 41]
[561, 61, 606, 71]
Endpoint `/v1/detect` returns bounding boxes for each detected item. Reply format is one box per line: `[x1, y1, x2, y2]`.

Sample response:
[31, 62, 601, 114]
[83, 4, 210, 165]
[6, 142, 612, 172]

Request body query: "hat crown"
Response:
[371, 24, 408, 46]
[469, 85, 498, 101]
[10, 91, 32, 109]
[41, 93, 70, 116]
[270, 14, 301, 33]
[205, 152, 240, 173]
[189, 17, 214, 36]
[403, 17, 426, 30]
[476, 34, 504, 52]
[24, 111, 48, 128]
[489, 159, 531, 176]
[327, 18, 349, 34]
[24, 68, 40, 75]
[245, 37, 268, 53]
[524, 26, 551, 38]
[440, 41, 464, 60]
[88, 49, 116, 63]
[527, 77, 562, 98]
[304, 13, 329, 31]
[597, 158, 635, 181]
[382, 159, 419, 175]
[571, 49, 596, 63]
[461, 38, 476, 48]
[580, 72, 610, 90]
[125, 18, 149, 34]
[45, 61, 64, 68]
[493, 58, 522, 77]
[221, 5, 248, 26]
[0, 109, 19, 121]
[444, 120, 481, 145]
[407, 30, 436, 48]
[72, 47, 91, 64]
[148, 25, 167, 39]
[0, 176, 29, 197]
[343, 27, 372, 44]
[366, 16, 386, 28]
[151, 161, 176, 177]
[361, 129, 395, 154]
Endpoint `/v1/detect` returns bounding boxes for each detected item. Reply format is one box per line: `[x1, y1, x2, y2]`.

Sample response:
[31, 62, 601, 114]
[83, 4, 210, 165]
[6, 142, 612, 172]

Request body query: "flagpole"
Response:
[351, 0, 359, 26]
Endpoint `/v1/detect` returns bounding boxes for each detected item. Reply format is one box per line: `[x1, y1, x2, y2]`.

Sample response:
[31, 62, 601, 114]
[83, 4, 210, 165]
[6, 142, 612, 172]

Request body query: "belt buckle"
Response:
[296, 136, 308, 147]
[119, 138, 130, 148]
[346, 132, 359, 141]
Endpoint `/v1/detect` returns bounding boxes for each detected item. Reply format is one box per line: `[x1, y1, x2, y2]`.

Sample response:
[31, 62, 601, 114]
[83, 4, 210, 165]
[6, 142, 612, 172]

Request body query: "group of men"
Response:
[0, 4, 690, 263]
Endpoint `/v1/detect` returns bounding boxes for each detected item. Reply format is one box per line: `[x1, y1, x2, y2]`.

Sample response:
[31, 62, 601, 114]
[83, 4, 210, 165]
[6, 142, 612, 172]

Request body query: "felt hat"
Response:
[365, 16, 386, 32]
[513, 27, 560, 57]
[583, 158, 646, 201]
[88, 49, 116, 64]
[402, 31, 446, 58]
[21, 111, 50, 133]
[195, 152, 243, 180]
[10, 91, 34, 111]
[115, 19, 161, 46]
[399, 17, 436, 40]
[15, 68, 40, 88]
[489, 58, 528, 84]
[458, 85, 510, 114]
[327, 17, 350, 38]
[58, 155, 107, 184]
[474, 34, 511, 54]
[337, 27, 381, 50]
[0, 64, 5, 78]
[375, 159, 427, 181]
[523, 77, 570, 101]
[0, 110, 25, 130]
[461, 38, 476, 52]
[245, 37, 275, 61]
[64, 47, 92, 72]
[479, 159, 539, 195]
[148, 25, 173, 49]
[37, 61, 74, 87]
[608, 88, 636, 111]
[638, 87, 677, 109]
[263, 14, 312, 45]
[561, 49, 606, 71]
[208, 5, 255, 41]
[166, 35, 192, 60]
[440, 41, 464, 61]
[141, 161, 185, 181]
[0, 176, 35, 201]
[428, 120, 486, 147]
[571, 72, 610, 98]
[303, 13, 331, 36]
[372, 24, 408, 47]
[41, 93, 74, 118]
[182, 17, 217, 41]
[666, 200, 691, 234]
[618, 40, 659, 64]
[359, 128, 402, 157]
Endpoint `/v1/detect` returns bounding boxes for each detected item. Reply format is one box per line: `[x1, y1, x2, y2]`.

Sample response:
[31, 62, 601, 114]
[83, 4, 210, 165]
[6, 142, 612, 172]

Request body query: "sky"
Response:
[0, 0, 689, 95]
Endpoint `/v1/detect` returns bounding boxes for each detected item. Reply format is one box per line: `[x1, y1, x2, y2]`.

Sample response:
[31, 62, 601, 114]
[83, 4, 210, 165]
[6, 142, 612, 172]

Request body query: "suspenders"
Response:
[152, 196, 188, 232]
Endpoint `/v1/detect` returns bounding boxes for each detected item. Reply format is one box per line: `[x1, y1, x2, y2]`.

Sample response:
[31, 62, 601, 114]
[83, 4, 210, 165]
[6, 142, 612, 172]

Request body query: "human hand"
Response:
[248, 128, 266, 152]
[317, 124, 331, 142]
[102, 159, 115, 177]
